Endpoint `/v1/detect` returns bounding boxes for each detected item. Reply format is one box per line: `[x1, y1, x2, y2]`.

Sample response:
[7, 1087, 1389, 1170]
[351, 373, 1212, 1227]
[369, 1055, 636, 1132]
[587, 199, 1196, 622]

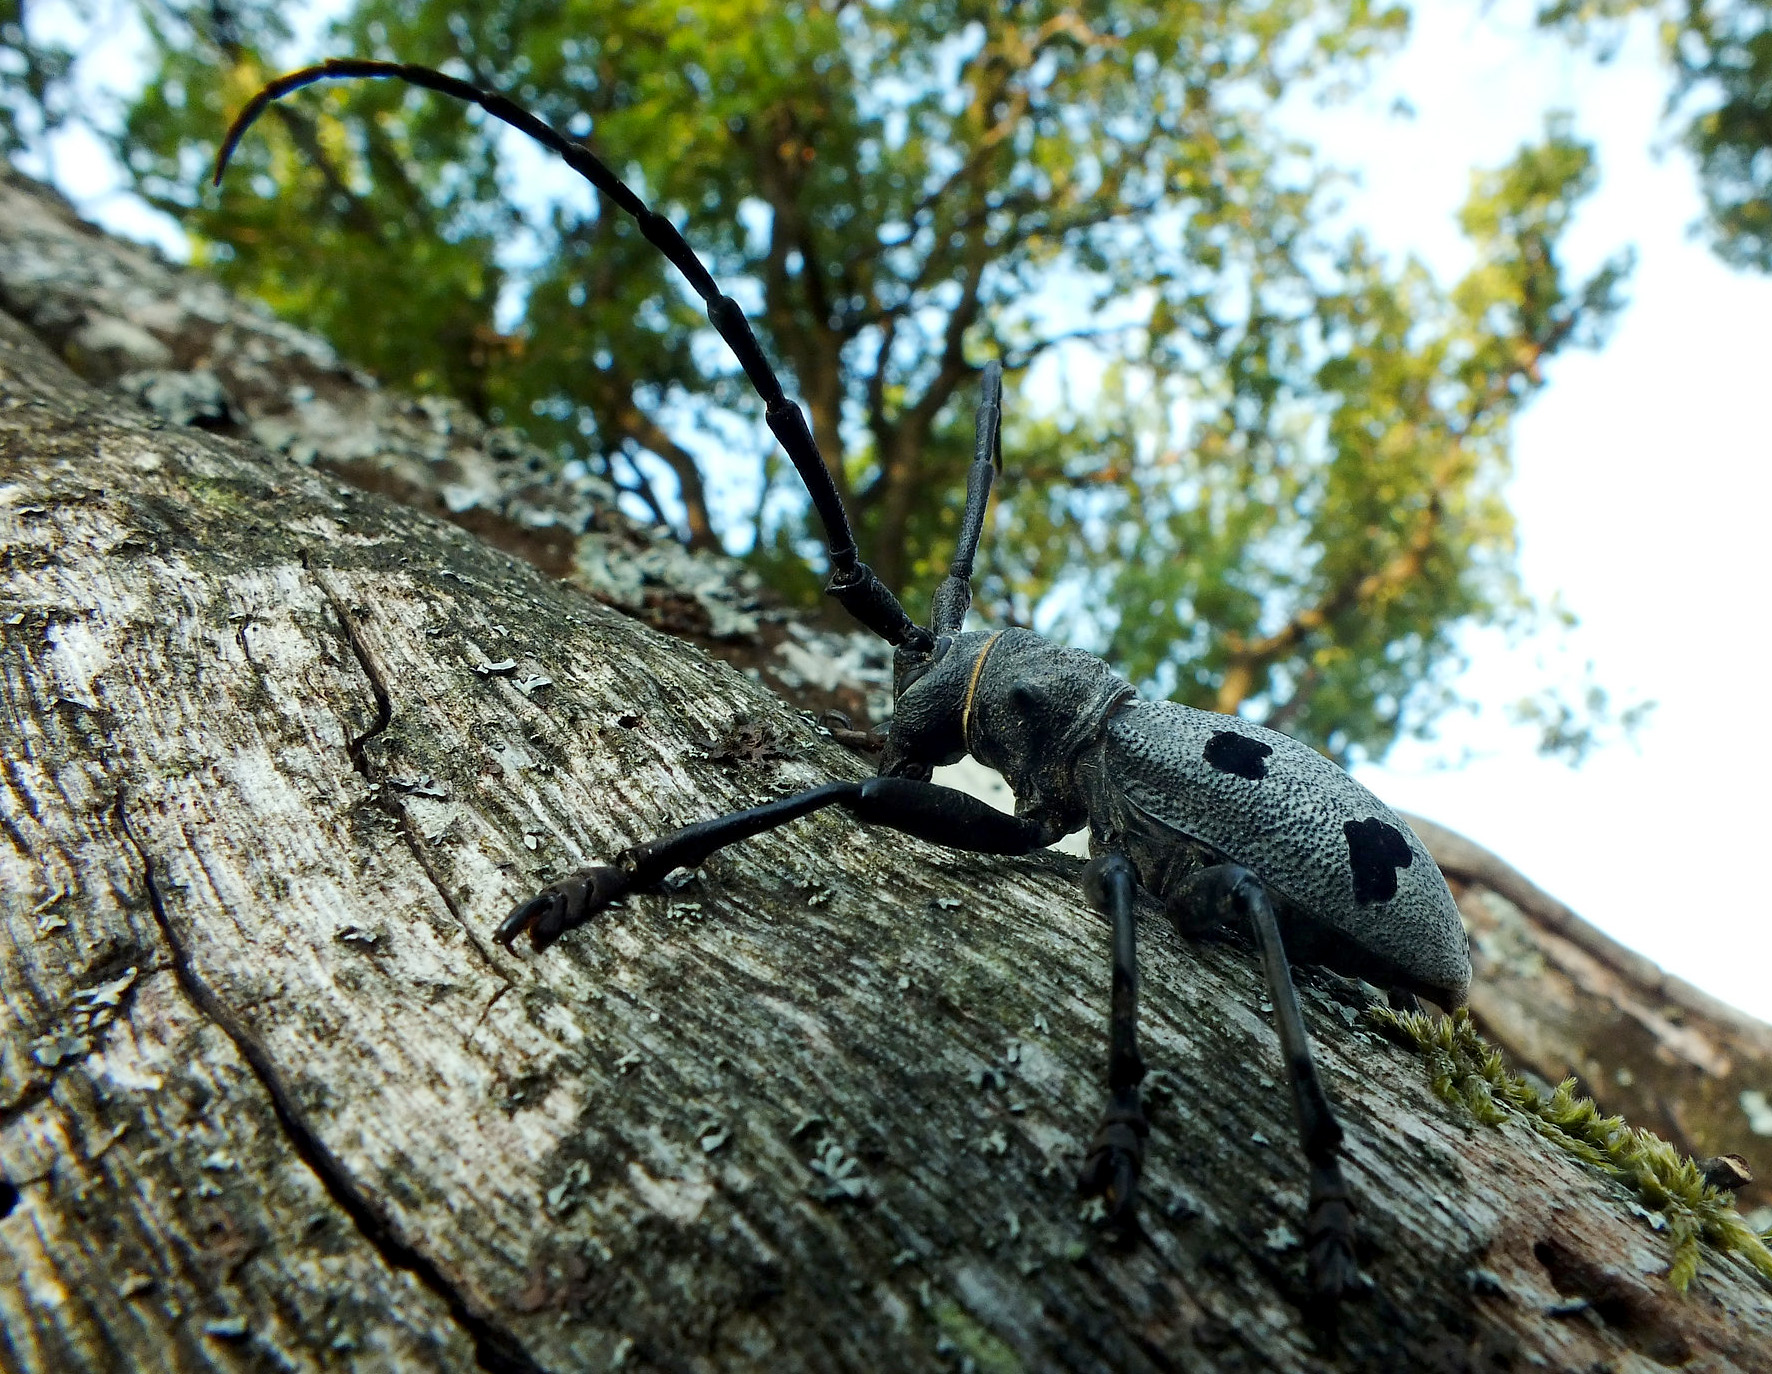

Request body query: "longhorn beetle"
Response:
[220, 59, 1472, 1305]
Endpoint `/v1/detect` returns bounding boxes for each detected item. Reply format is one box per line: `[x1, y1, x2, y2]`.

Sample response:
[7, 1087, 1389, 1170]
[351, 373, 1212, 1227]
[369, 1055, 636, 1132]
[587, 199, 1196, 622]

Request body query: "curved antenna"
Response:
[216, 58, 926, 649]
[929, 361, 1002, 636]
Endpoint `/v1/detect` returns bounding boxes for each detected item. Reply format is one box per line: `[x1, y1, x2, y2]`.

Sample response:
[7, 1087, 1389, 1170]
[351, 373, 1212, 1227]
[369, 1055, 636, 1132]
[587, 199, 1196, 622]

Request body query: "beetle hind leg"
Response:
[1166, 864, 1360, 1306]
[1075, 852, 1149, 1235]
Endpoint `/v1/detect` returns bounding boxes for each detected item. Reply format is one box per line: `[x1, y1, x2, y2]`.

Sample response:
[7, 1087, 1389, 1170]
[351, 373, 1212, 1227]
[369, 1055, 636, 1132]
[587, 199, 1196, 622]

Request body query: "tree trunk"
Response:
[1406, 814, 1772, 1226]
[3, 174, 1771, 1373]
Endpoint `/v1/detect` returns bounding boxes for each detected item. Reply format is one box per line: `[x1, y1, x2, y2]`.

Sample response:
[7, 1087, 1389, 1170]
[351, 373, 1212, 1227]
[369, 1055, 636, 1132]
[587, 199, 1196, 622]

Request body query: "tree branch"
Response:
[603, 387, 720, 550]
[1216, 490, 1444, 714]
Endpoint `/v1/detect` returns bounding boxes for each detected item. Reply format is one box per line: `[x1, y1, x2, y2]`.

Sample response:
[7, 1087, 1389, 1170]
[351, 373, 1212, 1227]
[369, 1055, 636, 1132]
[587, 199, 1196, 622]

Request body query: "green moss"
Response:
[183, 473, 256, 519]
[1367, 1007, 1772, 1291]
[929, 1298, 1023, 1374]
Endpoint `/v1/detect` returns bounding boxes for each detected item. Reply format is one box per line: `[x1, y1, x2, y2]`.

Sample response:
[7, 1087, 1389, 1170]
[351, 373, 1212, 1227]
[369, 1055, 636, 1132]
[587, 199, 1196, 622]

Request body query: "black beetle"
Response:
[219, 59, 1471, 1303]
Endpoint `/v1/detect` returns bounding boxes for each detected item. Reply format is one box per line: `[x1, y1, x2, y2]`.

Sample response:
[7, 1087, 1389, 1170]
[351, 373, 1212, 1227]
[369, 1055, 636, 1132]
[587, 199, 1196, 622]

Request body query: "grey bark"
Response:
[0, 170, 771, 647]
[2, 173, 1771, 1372]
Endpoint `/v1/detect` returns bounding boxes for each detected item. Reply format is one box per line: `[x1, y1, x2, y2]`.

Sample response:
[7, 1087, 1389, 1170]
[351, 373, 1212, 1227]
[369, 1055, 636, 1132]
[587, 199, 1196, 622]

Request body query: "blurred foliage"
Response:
[1510, 669, 1658, 766]
[0, 1, 84, 158]
[1542, 0, 1772, 271]
[1013, 119, 1630, 760]
[104, 2, 1630, 762]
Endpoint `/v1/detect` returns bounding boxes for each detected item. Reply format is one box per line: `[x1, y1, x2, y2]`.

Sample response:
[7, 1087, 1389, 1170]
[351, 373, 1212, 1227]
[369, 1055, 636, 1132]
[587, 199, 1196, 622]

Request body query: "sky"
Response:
[1292, 4, 1772, 1022]
[19, 2, 1772, 1018]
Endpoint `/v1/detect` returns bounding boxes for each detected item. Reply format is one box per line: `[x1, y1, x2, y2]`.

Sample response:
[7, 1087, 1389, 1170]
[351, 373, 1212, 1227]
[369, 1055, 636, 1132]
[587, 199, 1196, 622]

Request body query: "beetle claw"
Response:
[497, 865, 632, 951]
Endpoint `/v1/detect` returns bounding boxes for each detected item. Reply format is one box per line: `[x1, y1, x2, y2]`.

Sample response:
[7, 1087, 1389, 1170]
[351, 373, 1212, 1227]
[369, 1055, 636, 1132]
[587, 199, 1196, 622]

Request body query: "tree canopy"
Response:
[33, 2, 1635, 762]
[1542, 0, 1772, 272]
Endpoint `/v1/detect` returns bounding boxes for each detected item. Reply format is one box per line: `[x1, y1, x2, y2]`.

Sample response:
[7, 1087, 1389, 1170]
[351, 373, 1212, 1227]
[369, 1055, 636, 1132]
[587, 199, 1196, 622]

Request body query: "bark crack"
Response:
[302, 557, 394, 769]
[0, 1079, 53, 1130]
[115, 793, 547, 1374]
[305, 555, 509, 975]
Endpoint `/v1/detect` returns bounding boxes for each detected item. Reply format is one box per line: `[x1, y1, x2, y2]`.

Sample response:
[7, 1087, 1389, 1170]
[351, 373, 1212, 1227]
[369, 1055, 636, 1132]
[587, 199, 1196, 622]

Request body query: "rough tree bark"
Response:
[3, 173, 1771, 1372]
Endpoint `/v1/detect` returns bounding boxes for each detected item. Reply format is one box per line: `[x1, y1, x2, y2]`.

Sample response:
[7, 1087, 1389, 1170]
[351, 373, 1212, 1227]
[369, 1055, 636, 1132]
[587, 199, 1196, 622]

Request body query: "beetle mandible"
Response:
[219, 59, 1472, 1304]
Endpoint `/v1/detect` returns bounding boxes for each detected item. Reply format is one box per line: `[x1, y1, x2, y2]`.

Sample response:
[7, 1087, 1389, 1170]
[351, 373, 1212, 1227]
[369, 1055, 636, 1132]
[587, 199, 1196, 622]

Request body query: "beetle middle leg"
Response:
[1166, 863, 1360, 1302]
[1076, 851, 1148, 1234]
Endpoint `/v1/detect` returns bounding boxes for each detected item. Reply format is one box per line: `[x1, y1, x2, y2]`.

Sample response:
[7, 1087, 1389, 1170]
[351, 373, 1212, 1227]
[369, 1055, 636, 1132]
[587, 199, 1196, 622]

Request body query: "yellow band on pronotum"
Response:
[960, 630, 1007, 752]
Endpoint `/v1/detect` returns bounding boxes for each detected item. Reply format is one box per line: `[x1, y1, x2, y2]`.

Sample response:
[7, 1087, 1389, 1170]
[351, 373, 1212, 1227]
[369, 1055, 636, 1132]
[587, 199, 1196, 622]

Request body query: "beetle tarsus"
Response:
[497, 865, 631, 951]
[1078, 1089, 1148, 1232]
[1305, 1173, 1359, 1301]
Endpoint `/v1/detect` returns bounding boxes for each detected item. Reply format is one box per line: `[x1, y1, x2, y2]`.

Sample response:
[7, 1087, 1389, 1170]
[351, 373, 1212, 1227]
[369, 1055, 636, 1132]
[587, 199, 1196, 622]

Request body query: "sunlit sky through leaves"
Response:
[26, 1, 1772, 1017]
[1300, 4, 1772, 1021]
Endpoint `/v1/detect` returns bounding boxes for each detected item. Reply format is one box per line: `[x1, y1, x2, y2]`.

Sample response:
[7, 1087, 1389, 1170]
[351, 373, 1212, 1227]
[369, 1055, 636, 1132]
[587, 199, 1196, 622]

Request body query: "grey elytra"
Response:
[892, 626, 1471, 1004]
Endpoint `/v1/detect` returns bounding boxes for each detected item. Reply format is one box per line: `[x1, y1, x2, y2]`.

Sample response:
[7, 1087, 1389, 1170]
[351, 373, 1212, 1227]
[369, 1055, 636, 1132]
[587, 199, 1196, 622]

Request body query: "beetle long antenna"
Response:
[216, 58, 926, 649]
[928, 361, 1002, 636]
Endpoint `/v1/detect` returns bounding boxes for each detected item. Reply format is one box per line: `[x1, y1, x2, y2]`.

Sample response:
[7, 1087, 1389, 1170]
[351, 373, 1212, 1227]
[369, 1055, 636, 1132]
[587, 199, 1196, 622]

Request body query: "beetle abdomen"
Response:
[1089, 701, 1471, 1003]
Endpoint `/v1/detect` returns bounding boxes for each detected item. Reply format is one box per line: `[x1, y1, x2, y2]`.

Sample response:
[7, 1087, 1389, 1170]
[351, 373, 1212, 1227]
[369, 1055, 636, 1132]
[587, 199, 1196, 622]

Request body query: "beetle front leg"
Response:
[498, 781, 861, 951]
[1167, 864, 1360, 1305]
[1076, 851, 1148, 1235]
[499, 777, 1046, 951]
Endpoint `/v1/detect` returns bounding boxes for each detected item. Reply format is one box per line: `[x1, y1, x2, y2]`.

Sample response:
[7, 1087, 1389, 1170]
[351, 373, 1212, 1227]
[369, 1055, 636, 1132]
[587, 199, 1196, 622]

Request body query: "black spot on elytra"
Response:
[1344, 817, 1414, 904]
[1203, 731, 1272, 781]
[0, 1177, 16, 1218]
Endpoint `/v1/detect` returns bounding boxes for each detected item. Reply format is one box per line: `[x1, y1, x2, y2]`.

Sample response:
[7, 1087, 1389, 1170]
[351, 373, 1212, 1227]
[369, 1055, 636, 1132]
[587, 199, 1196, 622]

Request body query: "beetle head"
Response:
[879, 630, 997, 780]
